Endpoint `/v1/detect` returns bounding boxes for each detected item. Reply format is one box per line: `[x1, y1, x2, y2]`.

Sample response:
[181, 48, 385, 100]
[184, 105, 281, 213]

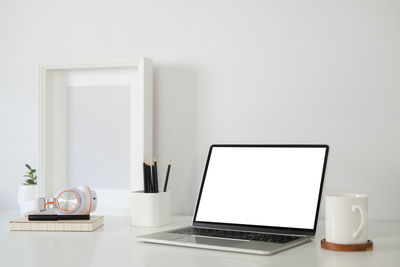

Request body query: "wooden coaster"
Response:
[321, 239, 373, 251]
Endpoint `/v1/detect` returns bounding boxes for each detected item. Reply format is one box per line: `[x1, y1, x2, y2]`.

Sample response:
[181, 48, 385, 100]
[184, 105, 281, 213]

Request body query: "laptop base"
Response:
[136, 227, 313, 256]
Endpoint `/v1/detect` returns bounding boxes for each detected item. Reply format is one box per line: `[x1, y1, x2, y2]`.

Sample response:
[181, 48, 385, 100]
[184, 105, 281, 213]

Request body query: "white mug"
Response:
[325, 194, 368, 244]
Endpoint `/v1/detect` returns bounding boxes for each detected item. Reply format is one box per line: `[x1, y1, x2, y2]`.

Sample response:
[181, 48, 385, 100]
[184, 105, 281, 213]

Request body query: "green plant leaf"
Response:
[23, 164, 37, 184]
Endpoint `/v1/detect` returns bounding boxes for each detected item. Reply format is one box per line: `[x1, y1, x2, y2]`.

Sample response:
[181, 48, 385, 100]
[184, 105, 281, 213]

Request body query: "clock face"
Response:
[57, 190, 80, 212]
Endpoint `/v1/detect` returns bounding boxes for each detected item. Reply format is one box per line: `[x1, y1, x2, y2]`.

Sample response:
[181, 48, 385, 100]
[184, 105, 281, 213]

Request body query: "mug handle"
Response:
[352, 205, 367, 239]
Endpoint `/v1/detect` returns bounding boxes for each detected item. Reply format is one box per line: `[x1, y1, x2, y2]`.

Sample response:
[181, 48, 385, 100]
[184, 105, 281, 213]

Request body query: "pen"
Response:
[28, 214, 90, 221]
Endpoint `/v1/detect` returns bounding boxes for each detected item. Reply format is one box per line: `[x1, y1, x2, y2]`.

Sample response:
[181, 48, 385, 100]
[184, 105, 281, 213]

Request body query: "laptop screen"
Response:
[194, 145, 328, 231]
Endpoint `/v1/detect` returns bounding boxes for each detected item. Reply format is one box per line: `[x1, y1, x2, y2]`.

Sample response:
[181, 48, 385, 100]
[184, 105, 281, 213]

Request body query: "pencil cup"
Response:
[130, 191, 170, 227]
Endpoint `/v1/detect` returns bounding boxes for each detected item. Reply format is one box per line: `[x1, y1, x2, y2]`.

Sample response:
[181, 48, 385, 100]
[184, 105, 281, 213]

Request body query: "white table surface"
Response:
[1, 210, 399, 267]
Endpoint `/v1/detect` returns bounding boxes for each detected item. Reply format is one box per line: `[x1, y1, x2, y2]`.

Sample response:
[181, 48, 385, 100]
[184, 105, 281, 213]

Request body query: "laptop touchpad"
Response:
[176, 236, 249, 246]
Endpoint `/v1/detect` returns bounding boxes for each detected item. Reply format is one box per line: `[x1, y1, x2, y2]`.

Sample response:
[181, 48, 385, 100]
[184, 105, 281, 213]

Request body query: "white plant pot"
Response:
[18, 184, 38, 215]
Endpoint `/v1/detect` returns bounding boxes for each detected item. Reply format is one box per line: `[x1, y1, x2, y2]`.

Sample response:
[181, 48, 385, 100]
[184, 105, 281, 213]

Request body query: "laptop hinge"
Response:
[191, 226, 311, 237]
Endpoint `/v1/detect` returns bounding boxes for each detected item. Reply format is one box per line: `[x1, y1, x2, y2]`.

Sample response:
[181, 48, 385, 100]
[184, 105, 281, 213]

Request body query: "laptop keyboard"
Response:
[170, 227, 302, 244]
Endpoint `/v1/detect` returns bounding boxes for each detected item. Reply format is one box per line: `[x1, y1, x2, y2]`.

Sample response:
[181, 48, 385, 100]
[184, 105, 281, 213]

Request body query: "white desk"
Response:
[1, 210, 399, 267]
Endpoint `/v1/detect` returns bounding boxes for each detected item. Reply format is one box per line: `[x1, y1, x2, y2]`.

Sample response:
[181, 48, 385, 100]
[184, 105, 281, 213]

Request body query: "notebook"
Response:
[9, 216, 103, 232]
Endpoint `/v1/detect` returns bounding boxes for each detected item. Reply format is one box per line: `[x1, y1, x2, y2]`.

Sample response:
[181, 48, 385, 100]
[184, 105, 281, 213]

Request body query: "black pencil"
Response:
[144, 161, 152, 193]
[153, 160, 159, 193]
[147, 162, 153, 193]
[150, 164, 155, 193]
[151, 164, 155, 193]
[143, 161, 148, 193]
[163, 162, 171, 192]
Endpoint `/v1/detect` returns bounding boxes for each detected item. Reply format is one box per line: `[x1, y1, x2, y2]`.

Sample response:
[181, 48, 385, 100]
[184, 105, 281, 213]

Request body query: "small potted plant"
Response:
[17, 164, 38, 215]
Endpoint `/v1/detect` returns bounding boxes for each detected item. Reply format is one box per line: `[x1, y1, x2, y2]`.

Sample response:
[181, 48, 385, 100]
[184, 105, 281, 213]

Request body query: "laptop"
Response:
[136, 144, 329, 255]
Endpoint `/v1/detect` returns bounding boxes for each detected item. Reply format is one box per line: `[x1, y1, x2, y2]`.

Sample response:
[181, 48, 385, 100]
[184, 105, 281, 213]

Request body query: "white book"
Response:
[9, 216, 104, 232]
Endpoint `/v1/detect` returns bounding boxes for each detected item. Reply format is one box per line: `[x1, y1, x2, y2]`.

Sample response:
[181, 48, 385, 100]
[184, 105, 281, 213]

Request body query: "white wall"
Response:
[0, 0, 399, 220]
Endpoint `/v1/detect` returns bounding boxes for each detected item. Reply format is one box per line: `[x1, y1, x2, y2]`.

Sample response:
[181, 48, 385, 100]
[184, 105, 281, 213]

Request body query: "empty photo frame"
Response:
[38, 58, 153, 215]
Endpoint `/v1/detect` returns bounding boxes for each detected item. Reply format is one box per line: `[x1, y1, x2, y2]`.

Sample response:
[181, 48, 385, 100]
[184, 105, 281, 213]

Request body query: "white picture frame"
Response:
[38, 58, 153, 215]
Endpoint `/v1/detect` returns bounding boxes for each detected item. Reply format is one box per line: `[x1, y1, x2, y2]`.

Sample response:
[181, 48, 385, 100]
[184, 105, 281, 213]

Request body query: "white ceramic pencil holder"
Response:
[131, 191, 170, 227]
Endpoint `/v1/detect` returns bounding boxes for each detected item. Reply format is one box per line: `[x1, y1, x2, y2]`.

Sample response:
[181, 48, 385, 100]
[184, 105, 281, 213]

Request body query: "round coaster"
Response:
[321, 239, 373, 251]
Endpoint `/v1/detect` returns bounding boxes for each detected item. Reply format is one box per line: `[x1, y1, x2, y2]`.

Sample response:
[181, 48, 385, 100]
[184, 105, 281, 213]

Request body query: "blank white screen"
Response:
[195, 147, 327, 229]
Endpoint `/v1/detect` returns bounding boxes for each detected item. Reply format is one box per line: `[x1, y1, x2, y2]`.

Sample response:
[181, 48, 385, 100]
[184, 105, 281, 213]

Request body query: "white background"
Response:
[0, 0, 399, 220]
[196, 147, 326, 229]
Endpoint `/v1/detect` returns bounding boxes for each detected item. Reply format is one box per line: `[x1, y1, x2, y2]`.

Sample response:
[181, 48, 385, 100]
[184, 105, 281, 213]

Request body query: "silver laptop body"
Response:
[136, 144, 329, 255]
